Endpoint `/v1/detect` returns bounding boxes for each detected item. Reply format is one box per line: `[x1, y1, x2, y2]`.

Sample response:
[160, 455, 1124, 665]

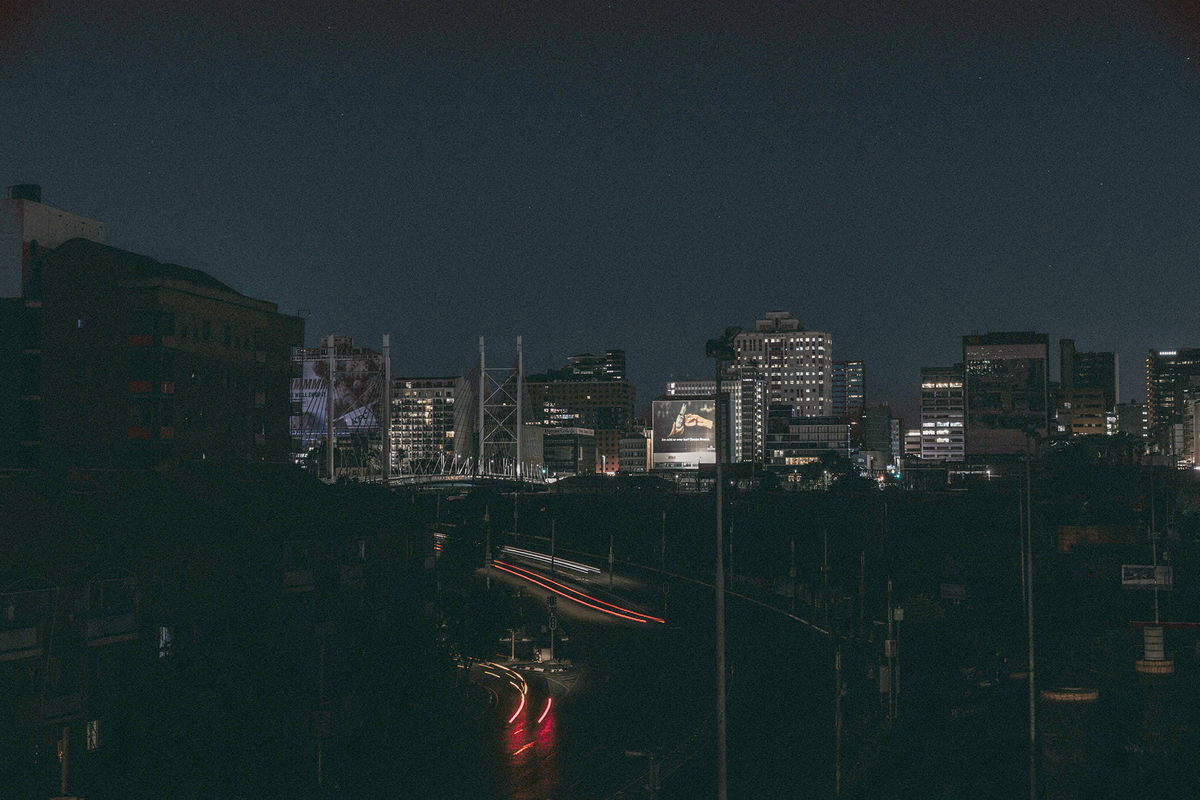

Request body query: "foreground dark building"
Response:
[3, 237, 303, 468]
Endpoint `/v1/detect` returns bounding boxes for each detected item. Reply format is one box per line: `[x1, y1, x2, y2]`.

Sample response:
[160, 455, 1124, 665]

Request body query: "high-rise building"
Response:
[764, 406, 851, 476]
[903, 429, 923, 458]
[666, 366, 766, 463]
[963, 332, 1049, 455]
[733, 311, 833, 417]
[1145, 349, 1200, 449]
[860, 404, 895, 472]
[1061, 387, 1107, 437]
[618, 429, 651, 473]
[1060, 340, 1118, 411]
[543, 427, 597, 476]
[389, 377, 459, 471]
[11, 237, 303, 468]
[526, 350, 635, 471]
[1115, 400, 1147, 441]
[919, 365, 965, 461]
[831, 360, 866, 419]
[564, 350, 626, 381]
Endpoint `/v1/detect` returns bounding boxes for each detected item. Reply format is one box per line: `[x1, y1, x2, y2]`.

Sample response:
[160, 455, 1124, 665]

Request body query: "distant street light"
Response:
[705, 325, 740, 800]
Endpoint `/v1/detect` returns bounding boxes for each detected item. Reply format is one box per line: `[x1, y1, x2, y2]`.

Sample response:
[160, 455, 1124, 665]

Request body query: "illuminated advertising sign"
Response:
[651, 398, 716, 469]
[290, 351, 384, 444]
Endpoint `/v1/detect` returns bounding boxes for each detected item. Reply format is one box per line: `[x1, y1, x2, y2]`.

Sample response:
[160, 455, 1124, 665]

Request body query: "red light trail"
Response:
[492, 560, 665, 624]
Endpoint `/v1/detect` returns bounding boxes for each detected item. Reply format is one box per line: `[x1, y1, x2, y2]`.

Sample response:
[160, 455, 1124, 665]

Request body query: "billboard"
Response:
[1121, 564, 1173, 590]
[651, 398, 716, 469]
[290, 349, 385, 446]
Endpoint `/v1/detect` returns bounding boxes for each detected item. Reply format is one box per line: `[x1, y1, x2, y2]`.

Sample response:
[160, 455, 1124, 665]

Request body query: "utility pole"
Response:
[58, 724, 70, 797]
[706, 325, 740, 800]
[516, 336, 523, 479]
[886, 577, 897, 724]
[858, 550, 866, 637]
[728, 519, 734, 590]
[1150, 473, 1160, 625]
[316, 638, 326, 786]
[325, 333, 336, 481]
[789, 536, 797, 614]
[477, 337, 485, 479]
[662, 509, 670, 616]
[608, 534, 615, 591]
[822, 528, 831, 626]
[1025, 438, 1037, 800]
[485, 505, 492, 590]
[660, 510, 667, 574]
[835, 645, 843, 796]
[550, 518, 556, 575]
[382, 333, 391, 483]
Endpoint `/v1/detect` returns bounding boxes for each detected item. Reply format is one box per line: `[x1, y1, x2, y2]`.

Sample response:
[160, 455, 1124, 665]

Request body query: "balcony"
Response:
[0, 625, 40, 661]
[79, 612, 138, 647]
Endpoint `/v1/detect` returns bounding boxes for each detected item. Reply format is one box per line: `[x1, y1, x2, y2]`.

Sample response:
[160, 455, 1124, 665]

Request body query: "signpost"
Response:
[1121, 565, 1173, 590]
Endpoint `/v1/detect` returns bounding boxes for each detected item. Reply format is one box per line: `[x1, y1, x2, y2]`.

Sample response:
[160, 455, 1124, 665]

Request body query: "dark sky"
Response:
[4, 1, 1200, 422]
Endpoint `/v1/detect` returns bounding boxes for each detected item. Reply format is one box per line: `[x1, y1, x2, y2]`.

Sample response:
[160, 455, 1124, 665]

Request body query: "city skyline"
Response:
[3, 3, 1199, 422]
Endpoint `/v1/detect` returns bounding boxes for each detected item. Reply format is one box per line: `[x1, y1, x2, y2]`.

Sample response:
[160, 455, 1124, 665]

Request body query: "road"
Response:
[457, 547, 839, 799]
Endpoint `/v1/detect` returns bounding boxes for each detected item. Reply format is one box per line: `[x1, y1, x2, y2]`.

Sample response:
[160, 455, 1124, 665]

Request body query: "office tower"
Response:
[903, 429, 923, 458]
[1145, 349, 1200, 452]
[666, 365, 766, 463]
[563, 350, 626, 381]
[963, 332, 1050, 455]
[543, 427, 597, 476]
[764, 406, 851, 477]
[618, 429, 651, 473]
[389, 377, 459, 472]
[919, 365, 965, 461]
[1059, 339, 1118, 436]
[831, 360, 866, 419]
[526, 350, 635, 472]
[859, 404, 895, 473]
[1060, 339, 1119, 411]
[733, 311, 833, 417]
[1115, 400, 1147, 441]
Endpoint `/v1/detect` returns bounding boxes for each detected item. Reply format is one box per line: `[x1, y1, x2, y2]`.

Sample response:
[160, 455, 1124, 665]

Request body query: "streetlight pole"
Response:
[706, 326, 740, 800]
[1024, 435, 1037, 800]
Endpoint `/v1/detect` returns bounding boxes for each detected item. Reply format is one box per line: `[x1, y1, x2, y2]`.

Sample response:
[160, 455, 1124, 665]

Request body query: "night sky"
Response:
[4, 1, 1199, 422]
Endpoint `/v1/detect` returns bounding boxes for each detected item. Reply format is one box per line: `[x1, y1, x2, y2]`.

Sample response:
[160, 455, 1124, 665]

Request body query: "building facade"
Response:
[963, 332, 1049, 455]
[32, 239, 302, 467]
[831, 360, 866, 419]
[543, 427, 596, 476]
[765, 407, 851, 473]
[665, 368, 765, 463]
[920, 365, 965, 461]
[1145, 349, 1200, 456]
[1060, 339, 1118, 412]
[733, 311, 833, 417]
[618, 429, 650, 473]
[526, 352, 635, 472]
[389, 377, 459, 472]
